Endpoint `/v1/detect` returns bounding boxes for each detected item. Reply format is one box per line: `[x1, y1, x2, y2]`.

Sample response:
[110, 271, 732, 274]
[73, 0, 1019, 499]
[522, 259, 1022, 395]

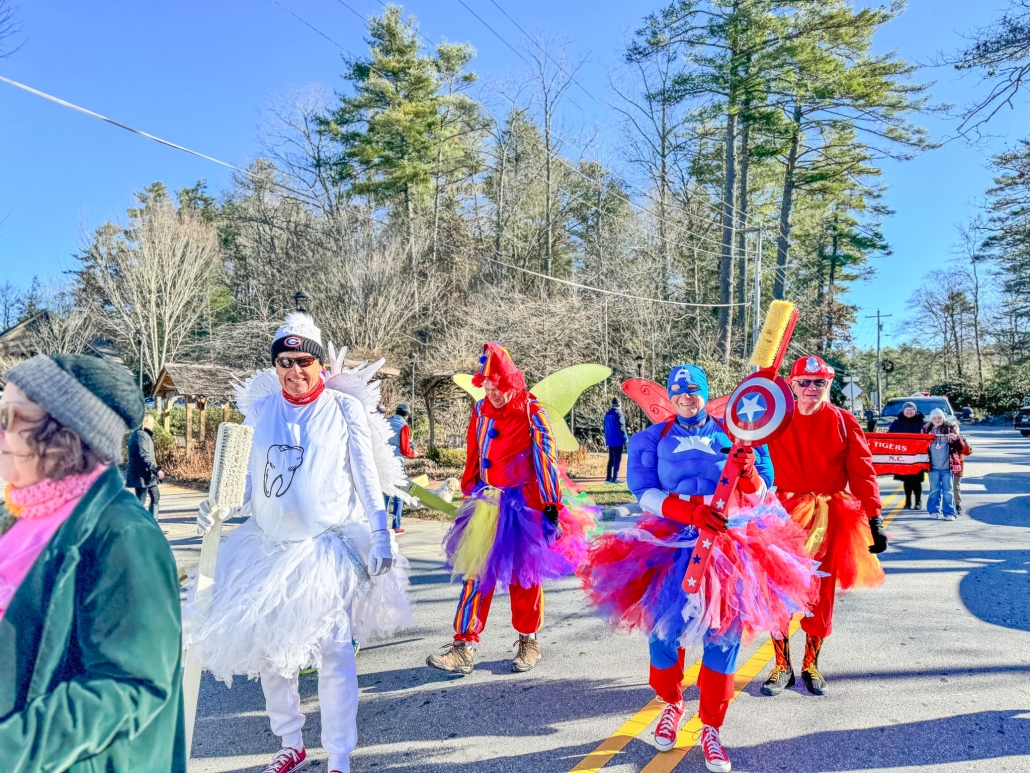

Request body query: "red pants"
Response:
[648, 640, 738, 729]
[801, 571, 836, 638]
[453, 579, 543, 643]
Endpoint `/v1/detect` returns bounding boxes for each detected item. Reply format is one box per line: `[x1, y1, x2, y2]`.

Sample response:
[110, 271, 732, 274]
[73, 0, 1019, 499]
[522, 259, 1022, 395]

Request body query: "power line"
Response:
[0, 75, 249, 177]
[0, 74, 747, 311]
[483, 256, 748, 308]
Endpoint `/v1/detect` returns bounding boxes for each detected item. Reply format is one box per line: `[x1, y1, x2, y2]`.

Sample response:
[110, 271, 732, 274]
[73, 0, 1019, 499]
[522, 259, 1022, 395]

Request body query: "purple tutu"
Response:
[443, 485, 596, 590]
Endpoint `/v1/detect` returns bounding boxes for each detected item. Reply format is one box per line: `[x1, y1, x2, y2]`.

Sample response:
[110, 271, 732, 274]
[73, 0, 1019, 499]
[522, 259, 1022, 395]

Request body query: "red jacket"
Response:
[460, 391, 562, 511]
[768, 402, 881, 519]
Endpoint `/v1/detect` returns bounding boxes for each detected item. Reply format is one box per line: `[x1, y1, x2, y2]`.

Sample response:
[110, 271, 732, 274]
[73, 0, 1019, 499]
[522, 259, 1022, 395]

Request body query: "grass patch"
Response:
[577, 482, 636, 507]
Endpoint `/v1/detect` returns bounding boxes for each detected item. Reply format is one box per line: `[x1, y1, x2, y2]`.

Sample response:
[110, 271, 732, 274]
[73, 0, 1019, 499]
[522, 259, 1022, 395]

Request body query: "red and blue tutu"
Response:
[443, 483, 599, 591]
[578, 493, 821, 650]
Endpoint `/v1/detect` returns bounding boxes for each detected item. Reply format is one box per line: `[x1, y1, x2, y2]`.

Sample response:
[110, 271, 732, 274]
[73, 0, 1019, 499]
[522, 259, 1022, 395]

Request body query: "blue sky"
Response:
[0, 0, 1023, 350]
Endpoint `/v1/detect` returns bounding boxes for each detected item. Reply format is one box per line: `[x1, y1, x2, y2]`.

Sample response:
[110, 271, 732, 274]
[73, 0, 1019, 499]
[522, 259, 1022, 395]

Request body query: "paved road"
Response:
[176, 426, 1030, 772]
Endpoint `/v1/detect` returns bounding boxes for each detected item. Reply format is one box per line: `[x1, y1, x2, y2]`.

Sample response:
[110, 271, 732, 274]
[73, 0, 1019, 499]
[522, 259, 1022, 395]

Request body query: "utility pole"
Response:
[865, 310, 893, 414]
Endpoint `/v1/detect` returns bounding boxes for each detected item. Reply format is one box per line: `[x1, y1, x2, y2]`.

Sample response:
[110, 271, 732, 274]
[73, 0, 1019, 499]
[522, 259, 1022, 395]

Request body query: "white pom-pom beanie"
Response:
[270, 312, 326, 363]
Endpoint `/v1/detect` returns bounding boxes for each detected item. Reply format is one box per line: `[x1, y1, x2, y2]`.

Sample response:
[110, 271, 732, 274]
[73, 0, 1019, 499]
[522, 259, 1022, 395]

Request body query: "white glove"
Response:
[368, 528, 394, 577]
[197, 499, 215, 535]
[196, 499, 240, 536]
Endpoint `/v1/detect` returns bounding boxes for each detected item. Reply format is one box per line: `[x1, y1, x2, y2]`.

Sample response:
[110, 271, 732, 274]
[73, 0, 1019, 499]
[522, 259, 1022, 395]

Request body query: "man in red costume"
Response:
[763, 355, 889, 696]
[426, 343, 595, 675]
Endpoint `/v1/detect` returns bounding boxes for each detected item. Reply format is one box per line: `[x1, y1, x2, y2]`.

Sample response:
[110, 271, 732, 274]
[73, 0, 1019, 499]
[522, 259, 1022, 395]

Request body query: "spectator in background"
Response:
[604, 397, 628, 484]
[951, 426, 973, 516]
[386, 404, 415, 533]
[0, 354, 184, 771]
[127, 414, 163, 518]
[888, 401, 925, 510]
[923, 408, 959, 521]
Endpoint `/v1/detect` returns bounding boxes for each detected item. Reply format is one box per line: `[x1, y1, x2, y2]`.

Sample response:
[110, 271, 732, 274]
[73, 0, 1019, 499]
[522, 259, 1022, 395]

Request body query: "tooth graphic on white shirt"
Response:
[264, 444, 305, 497]
[673, 435, 718, 454]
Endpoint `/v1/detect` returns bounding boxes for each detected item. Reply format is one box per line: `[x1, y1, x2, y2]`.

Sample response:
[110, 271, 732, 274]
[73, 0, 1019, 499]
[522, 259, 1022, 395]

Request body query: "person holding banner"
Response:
[763, 355, 888, 698]
[579, 364, 819, 770]
[923, 408, 961, 520]
[888, 401, 925, 510]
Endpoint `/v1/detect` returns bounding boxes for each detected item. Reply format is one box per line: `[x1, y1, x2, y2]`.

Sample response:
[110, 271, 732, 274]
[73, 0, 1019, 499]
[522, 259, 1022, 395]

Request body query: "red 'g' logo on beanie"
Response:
[284, 336, 302, 348]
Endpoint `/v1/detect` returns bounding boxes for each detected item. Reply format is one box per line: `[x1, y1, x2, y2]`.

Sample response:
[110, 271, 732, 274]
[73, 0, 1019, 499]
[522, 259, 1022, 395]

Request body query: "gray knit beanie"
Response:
[6, 354, 145, 464]
[901, 401, 917, 413]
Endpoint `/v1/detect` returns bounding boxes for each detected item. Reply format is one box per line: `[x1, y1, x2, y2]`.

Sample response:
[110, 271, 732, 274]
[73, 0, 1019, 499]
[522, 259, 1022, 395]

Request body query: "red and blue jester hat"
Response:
[472, 342, 527, 393]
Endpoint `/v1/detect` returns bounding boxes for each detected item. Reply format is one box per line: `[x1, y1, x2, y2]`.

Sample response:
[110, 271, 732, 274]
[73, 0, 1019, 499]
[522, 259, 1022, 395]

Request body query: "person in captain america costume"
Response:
[579, 364, 820, 772]
[761, 355, 888, 698]
[425, 342, 597, 676]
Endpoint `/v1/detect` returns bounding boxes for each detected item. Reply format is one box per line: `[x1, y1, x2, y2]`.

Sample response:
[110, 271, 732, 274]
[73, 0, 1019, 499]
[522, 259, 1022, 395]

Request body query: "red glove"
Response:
[727, 446, 761, 494]
[661, 494, 728, 533]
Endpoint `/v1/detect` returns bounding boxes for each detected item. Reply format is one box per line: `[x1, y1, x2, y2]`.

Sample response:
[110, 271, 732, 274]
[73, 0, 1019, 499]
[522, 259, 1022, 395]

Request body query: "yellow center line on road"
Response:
[568, 485, 904, 773]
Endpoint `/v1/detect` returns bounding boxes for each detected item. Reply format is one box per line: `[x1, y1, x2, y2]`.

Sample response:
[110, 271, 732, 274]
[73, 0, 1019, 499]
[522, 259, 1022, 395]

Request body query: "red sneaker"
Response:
[262, 747, 307, 773]
[701, 724, 731, 772]
[653, 700, 686, 751]
[393, 527, 405, 534]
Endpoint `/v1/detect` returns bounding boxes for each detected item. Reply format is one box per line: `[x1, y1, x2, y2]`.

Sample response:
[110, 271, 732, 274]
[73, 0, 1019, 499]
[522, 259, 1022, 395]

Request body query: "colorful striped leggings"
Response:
[452, 578, 543, 643]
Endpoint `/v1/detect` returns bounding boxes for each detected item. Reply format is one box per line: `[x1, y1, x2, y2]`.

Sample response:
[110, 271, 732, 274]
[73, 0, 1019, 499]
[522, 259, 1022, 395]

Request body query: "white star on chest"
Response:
[673, 435, 718, 454]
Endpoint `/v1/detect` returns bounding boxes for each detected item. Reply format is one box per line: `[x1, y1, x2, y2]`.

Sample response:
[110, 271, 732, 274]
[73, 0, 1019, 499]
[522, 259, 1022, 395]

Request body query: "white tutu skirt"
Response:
[183, 518, 414, 685]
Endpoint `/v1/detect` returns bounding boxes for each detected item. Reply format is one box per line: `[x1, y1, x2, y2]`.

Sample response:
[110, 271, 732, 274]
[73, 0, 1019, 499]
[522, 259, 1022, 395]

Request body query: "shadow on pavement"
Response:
[881, 543, 1030, 633]
[731, 710, 1030, 772]
[192, 672, 654, 771]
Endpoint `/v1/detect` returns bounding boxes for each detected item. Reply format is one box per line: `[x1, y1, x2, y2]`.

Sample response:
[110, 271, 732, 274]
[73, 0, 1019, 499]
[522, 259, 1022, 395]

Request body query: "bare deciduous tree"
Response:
[81, 201, 219, 381]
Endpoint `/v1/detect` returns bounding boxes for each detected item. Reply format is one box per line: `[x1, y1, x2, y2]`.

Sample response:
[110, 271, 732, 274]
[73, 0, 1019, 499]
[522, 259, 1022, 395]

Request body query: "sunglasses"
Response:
[795, 379, 828, 388]
[0, 403, 46, 432]
[275, 354, 318, 369]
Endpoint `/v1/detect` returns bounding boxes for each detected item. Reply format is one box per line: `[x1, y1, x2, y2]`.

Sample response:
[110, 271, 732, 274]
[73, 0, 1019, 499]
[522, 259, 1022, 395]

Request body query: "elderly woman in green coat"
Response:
[0, 354, 185, 773]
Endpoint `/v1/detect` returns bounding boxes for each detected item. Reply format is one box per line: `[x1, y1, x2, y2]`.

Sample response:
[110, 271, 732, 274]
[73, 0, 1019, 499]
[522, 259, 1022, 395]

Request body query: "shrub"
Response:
[426, 445, 467, 468]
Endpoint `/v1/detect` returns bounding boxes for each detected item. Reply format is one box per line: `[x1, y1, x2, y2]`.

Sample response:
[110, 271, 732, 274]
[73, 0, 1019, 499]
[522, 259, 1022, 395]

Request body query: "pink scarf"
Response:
[0, 466, 106, 620]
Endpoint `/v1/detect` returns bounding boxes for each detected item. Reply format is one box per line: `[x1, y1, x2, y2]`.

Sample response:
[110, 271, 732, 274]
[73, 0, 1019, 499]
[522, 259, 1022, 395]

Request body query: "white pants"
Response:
[261, 634, 358, 773]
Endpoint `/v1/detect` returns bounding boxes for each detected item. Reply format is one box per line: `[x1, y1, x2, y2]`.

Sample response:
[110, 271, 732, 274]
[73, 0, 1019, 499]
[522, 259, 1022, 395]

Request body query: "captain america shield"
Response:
[724, 373, 795, 445]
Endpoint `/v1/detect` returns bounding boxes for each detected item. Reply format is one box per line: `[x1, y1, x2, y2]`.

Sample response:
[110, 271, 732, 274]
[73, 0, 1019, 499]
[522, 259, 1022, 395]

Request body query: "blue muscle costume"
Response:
[580, 365, 820, 729]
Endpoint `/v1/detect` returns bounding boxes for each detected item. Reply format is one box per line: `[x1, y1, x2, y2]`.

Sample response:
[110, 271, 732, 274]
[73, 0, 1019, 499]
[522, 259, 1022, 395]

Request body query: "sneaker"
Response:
[653, 700, 686, 752]
[700, 724, 731, 772]
[512, 635, 541, 672]
[944, 513, 957, 521]
[262, 747, 307, 773]
[393, 527, 405, 534]
[760, 664, 795, 696]
[426, 641, 474, 675]
[801, 666, 828, 695]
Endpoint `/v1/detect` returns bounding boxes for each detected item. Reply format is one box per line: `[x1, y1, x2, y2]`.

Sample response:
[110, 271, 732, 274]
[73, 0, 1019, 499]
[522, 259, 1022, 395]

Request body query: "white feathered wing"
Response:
[323, 343, 411, 502]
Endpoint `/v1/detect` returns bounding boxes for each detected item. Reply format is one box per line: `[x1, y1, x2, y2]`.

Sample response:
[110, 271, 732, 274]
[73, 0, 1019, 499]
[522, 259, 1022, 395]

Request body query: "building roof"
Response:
[152, 363, 242, 400]
[0, 311, 52, 357]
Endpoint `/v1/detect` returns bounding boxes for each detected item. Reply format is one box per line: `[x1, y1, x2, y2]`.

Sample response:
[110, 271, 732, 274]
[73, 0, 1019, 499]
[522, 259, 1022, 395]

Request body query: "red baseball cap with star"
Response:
[789, 355, 835, 380]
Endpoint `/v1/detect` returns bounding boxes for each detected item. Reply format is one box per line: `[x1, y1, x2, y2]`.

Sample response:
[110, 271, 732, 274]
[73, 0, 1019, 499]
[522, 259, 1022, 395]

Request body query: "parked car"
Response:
[873, 395, 956, 432]
[1013, 397, 1030, 436]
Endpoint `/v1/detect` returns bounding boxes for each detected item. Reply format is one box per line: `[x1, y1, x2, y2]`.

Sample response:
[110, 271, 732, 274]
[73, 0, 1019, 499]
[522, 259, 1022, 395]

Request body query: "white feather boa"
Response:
[232, 343, 410, 502]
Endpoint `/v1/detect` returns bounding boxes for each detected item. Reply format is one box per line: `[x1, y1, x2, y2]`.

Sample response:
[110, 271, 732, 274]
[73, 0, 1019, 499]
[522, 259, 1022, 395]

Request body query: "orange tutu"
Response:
[779, 491, 885, 592]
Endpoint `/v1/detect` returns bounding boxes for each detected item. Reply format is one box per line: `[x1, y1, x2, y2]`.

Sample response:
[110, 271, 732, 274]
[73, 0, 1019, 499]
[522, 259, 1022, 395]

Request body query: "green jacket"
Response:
[0, 466, 186, 773]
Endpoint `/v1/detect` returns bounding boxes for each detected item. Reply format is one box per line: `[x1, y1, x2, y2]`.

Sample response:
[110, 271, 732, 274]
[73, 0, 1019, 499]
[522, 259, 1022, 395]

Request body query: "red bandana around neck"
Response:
[283, 378, 325, 406]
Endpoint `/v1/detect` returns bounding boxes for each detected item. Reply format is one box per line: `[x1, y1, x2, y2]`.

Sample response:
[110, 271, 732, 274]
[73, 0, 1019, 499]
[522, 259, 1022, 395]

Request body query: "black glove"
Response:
[542, 504, 560, 526]
[868, 515, 888, 554]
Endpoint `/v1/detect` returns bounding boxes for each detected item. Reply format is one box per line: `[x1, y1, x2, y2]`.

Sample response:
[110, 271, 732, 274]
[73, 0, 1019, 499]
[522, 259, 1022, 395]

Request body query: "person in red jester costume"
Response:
[762, 355, 888, 697]
[579, 365, 820, 772]
[426, 343, 597, 675]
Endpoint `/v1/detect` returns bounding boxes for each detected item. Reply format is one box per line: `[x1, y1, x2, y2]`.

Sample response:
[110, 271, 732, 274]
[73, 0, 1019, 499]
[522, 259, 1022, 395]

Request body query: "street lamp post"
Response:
[634, 355, 645, 431]
[136, 331, 144, 391]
